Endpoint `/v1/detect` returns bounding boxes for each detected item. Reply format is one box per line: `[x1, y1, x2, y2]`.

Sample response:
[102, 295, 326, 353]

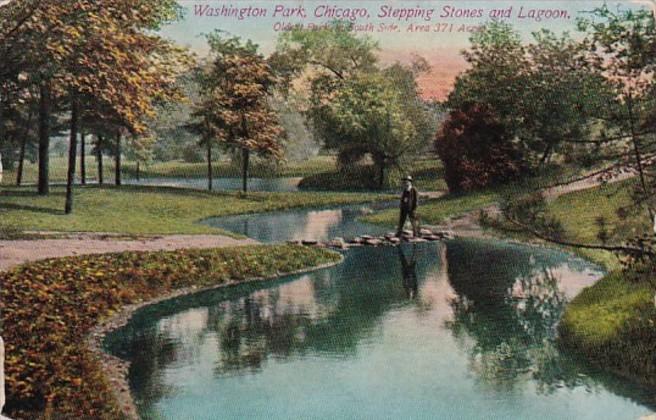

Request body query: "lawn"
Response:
[0, 155, 338, 185]
[298, 158, 447, 192]
[543, 180, 656, 386]
[361, 189, 499, 226]
[0, 245, 341, 419]
[0, 185, 392, 237]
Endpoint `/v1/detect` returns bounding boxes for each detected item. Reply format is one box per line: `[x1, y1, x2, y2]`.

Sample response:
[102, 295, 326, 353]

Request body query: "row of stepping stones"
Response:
[287, 228, 456, 250]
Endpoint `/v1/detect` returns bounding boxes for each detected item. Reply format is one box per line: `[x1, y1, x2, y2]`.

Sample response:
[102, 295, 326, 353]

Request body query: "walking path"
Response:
[429, 169, 637, 238]
[0, 234, 258, 272]
[0, 168, 638, 272]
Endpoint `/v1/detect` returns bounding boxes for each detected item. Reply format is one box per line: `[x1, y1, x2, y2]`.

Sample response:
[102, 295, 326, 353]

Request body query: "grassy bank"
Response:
[541, 180, 656, 385]
[298, 159, 447, 192]
[0, 185, 391, 237]
[559, 270, 656, 385]
[0, 244, 342, 419]
[361, 188, 499, 226]
[1, 156, 337, 185]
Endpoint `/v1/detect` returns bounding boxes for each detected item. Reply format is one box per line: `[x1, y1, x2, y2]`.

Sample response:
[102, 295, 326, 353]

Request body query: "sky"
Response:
[160, 0, 656, 100]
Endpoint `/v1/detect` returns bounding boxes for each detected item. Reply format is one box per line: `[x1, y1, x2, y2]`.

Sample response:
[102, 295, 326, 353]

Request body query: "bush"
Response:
[435, 103, 528, 193]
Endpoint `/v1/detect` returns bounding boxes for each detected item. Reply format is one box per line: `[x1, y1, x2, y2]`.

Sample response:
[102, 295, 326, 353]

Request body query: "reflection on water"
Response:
[105, 240, 656, 420]
[203, 202, 394, 243]
[124, 177, 302, 192]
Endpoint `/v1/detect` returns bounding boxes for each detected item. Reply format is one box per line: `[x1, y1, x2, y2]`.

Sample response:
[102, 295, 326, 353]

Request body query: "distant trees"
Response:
[273, 22, 435, 188]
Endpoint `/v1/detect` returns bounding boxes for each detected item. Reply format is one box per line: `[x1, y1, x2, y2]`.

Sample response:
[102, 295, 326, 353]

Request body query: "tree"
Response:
[193, 34, 284, 192]
[436, 103, 527, 192]
[577, 5, 656, 222]
[446, 22, 608, 172]
[499, 6, 656, 266]
[273, 22, 433, 188]
[314, 66, 433, 187]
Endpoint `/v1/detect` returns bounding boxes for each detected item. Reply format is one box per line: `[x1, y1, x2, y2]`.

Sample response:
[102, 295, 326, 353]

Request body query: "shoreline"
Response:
[86, 255, 345, 420]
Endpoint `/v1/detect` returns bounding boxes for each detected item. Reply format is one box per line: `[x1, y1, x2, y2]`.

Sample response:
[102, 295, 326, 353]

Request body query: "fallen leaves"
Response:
[1, 245, 340, 419]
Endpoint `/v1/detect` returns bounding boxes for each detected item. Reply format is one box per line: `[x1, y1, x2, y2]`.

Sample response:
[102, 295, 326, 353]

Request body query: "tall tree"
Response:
[194, 34, 284, 192]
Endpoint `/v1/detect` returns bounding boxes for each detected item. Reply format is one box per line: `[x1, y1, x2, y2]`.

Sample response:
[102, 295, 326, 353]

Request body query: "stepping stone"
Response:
[301, 240, 318, 246]
[361, 235, 374, 240]
[349, 237, 363, 244]
[420, 228, 433, 237]
[364, 238, 382, 246]
[387, 237, 401, 245]
[408, 237, 428, 243]
[329, 238, 346, 249]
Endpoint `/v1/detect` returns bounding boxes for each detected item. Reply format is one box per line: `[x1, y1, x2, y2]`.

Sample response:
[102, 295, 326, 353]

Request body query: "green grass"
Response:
[1, 245, 341, 419]
[1, 155, 338, 185]
[362, 188, 499, 226]
[0, 185, 392, 236]
[298, 159, 447, 192]
[559, 269, 656, 385]
[542, 180, 656, 385]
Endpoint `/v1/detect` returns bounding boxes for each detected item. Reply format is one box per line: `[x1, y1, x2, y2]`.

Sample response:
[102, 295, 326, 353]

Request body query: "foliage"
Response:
[446, 22, 609, 172]
[0, 245, 341, 418]
[274, 22, 434, 188]
[436, 103, 528, 192]
[191, 34, 284, 192]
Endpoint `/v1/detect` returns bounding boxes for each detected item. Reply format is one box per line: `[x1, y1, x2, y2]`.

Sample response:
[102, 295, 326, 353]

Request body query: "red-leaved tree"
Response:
[436, 103, 528, 192]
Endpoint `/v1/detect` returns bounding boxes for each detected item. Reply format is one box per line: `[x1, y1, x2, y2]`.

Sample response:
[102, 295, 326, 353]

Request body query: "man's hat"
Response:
[401, 175, 413, 182]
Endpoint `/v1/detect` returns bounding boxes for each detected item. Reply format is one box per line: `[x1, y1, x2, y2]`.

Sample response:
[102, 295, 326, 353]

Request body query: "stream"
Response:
[104, 203, 656, 419]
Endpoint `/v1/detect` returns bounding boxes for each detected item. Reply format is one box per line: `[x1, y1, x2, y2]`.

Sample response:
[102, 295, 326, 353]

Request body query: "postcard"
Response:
[1, 0, 656, 418]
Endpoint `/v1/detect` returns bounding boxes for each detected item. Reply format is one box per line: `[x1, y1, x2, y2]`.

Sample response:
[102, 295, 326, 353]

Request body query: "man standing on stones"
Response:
[397, 175, 419, 237]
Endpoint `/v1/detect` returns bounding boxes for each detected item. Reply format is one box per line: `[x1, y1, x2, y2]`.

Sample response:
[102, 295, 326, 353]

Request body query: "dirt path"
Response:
[429, 170, 636, 238]
[0, 234, 258, 272]
[0, 170, 637, 271]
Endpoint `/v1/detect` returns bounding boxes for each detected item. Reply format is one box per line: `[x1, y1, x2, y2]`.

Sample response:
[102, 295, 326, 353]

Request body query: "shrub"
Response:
[435, 103, 528, 193]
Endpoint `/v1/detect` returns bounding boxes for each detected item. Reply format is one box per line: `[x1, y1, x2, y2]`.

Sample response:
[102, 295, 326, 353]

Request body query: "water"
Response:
[124, 177, 302, 192]
[105, 208, 656, 420]
[203, 202, 394, 243]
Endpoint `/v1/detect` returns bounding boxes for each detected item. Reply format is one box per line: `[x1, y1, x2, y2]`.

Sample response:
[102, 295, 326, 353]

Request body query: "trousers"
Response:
[398, 209, 419, 236]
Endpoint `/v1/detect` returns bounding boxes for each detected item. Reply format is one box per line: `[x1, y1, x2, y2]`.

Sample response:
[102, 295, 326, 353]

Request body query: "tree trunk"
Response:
[16, 136, 26, 186]
[16, 107, 34, 186]
[96, 135, 104, 185]
[65, 97, 79, 214]
[378, 164, 385, 189]
[115, 132, 121, 186]
[241, 148, 250, 193]
[136, 161, 140, 181]
[80, 132, 86, 185]
[539, 144, 553, 166]
[207, 141, 213, 191]
[38, 82, 51, 195]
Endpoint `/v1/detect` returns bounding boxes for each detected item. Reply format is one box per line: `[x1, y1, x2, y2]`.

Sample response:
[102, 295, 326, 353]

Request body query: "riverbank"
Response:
[0, 185, 392, 237]
[0, 245, 343, 419]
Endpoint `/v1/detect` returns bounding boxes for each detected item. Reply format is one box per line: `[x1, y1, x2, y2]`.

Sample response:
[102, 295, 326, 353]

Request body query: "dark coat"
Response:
[400, 187, 418, 213]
